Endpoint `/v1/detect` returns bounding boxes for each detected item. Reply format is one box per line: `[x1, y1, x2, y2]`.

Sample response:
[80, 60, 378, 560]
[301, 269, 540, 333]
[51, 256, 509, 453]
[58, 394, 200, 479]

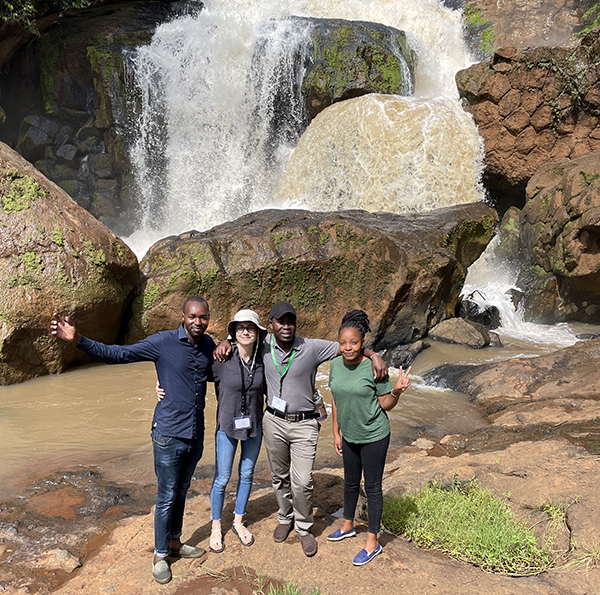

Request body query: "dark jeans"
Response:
[342, 433, 390, 534]
[151, 427, 204, 557]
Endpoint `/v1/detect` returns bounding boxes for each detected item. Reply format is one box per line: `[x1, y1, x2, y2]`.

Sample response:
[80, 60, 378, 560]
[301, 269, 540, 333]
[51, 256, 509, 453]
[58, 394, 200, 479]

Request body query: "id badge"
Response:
[234, 416, 252, 430]
[271, 395, 287, 412]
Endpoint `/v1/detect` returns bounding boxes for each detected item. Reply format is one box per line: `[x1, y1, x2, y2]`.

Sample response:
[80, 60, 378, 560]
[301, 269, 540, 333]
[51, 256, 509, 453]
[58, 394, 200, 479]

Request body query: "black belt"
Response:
[266, 406, 319, 422]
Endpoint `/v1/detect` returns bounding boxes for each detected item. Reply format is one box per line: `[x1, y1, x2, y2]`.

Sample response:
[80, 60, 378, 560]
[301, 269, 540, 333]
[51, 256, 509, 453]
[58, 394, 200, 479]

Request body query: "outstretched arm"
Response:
[50, 314, 81, 346]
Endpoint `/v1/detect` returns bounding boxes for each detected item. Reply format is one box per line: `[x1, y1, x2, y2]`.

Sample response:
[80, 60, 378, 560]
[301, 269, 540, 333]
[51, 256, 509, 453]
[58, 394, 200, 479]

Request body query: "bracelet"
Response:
[368, 352, 380, 360]
[390, 389, 402, 398]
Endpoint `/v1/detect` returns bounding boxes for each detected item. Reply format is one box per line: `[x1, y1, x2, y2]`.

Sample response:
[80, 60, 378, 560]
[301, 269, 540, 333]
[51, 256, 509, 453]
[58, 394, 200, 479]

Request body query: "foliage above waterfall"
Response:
[0, 0, 99, 32]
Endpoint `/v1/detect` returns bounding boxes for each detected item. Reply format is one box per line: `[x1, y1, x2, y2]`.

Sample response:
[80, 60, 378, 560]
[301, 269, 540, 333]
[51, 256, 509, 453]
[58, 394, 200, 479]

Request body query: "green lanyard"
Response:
[270, 335, 296, 395]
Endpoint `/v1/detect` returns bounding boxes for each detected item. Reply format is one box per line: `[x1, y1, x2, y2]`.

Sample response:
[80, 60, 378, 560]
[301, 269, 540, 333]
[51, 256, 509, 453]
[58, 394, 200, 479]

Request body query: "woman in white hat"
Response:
[208, 309, 266, 553]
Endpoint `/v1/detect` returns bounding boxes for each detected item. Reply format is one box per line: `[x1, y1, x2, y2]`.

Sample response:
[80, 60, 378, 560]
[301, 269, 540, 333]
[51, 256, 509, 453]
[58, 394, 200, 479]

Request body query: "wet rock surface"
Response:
[296, 16, 417, 120]
[423, 336, 600, 444]
[0, 467, 157, 594]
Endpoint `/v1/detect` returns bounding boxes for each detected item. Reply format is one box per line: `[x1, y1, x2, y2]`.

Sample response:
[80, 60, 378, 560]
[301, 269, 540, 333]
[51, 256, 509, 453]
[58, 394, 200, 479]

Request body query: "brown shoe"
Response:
[273, 523, 293, 543]
[299, 533, 318, 557]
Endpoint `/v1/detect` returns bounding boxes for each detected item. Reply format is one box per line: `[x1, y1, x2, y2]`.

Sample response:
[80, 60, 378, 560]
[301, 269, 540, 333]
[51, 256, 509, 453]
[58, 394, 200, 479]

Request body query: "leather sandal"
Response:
[209, 528, 224, 553]
[232, 523, 255, 547]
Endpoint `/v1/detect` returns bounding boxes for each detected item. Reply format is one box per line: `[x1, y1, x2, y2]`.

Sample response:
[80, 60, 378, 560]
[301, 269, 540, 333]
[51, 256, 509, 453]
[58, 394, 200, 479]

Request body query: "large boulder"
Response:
[125, 203, 498, 349]
[428, 317, 491, 349]
[511, 149, 600, 323]
[456, 29, 600, 210]
[296, 17, 417, 120]
[0, 142, 138, 385]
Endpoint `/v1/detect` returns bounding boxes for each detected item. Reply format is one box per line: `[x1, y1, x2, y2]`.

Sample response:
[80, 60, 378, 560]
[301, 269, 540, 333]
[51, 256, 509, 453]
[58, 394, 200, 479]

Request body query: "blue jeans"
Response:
[210, 424, 263, 521]
[152, 427, 204, 557]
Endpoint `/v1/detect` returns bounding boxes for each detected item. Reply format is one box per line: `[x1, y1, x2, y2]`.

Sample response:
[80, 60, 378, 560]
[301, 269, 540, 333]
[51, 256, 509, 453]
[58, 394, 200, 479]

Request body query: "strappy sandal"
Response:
[232, 523, 255, 547]
[209, 528, 224, 553]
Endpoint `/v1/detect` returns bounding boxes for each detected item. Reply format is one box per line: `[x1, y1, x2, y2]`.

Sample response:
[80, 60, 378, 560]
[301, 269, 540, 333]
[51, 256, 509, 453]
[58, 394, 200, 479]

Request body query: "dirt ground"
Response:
[21, 439, 593, 595]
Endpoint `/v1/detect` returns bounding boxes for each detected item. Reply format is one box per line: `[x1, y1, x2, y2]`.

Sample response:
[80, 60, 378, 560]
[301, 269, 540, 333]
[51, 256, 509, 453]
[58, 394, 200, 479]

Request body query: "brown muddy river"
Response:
[4, 325, 598, 501]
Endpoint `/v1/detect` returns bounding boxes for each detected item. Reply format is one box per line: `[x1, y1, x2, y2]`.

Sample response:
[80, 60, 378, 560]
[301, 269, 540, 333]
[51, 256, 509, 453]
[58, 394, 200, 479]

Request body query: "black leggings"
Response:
[342, 433, 390, 534]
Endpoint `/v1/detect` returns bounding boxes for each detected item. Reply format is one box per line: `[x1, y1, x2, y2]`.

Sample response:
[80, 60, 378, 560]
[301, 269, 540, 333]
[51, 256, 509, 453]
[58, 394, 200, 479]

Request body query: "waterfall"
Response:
[461, 237, 582, 347]
[123, 0, 481, 256]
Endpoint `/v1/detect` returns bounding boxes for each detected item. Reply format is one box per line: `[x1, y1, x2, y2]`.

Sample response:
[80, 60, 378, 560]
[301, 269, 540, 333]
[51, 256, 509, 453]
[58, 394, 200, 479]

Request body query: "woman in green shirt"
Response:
[327, 310, 411, 566]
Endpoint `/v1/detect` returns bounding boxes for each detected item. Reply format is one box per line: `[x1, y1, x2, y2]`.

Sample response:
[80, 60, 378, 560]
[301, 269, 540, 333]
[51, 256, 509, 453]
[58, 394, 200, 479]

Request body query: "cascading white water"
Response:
[461, 237, 583, 347]
[124, 0, 479, 255]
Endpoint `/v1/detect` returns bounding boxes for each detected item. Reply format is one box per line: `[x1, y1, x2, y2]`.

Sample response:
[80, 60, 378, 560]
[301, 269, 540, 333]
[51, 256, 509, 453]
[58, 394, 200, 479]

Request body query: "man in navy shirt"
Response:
[51, 296, 214, 584]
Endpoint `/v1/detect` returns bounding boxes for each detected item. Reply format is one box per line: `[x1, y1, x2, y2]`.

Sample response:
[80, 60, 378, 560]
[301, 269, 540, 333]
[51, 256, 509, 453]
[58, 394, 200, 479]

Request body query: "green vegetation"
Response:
[51, 227, 64, 247]
[142, 283, 160, 310]
[82, 239, 107, 269]
[382, 477, 560, 576]
[463, 2, 496, 54]
[0, 0, 99, 33]
[580, 171, 600, 187]
[578, 1, 600, 36]
[0, 171, 46, 213]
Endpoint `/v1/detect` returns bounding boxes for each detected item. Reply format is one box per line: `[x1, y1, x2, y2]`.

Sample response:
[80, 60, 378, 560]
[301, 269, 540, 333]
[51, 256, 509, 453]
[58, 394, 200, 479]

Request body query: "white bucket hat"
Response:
[226, 309, 266, 341]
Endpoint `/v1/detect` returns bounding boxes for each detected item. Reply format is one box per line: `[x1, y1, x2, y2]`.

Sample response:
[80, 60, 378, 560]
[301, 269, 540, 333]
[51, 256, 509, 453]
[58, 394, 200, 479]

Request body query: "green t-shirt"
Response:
[328, 356, 393, 444]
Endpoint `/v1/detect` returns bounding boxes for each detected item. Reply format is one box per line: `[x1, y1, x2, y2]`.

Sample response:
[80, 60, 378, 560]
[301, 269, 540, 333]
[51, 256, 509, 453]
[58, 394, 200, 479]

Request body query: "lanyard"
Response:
[237, 347, 256, 415]
[270, 335, 295, 394]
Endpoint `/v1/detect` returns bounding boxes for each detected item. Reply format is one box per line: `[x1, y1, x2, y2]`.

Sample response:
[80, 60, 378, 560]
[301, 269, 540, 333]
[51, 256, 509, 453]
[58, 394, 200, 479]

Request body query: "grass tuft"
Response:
[382, 477, 556, 576]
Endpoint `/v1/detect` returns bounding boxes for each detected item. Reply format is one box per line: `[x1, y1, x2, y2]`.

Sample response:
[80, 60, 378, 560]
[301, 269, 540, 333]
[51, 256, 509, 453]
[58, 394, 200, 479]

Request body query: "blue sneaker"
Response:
[327, 527, 356, 541]
[352, 543, 382, 566]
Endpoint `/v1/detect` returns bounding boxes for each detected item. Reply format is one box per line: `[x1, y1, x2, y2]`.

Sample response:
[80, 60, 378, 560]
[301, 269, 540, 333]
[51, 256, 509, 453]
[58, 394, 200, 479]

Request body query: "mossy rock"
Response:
[0, 141, 139, 385]
[296, 16, 418, 119]
[126, 203, 497, 349]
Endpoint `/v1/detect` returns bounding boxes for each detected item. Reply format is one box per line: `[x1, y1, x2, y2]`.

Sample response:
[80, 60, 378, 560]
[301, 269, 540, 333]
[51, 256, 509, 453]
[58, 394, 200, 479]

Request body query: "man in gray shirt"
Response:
[261, 302, 386, 557]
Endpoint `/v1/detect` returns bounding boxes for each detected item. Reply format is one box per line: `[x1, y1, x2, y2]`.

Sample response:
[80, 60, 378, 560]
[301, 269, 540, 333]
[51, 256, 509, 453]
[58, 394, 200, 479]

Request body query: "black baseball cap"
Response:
[269, 301, 297, 320]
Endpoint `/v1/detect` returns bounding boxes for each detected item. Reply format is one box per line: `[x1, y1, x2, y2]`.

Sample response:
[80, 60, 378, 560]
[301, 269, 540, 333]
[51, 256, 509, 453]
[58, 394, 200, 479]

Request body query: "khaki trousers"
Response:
[262, 410, 319, 536]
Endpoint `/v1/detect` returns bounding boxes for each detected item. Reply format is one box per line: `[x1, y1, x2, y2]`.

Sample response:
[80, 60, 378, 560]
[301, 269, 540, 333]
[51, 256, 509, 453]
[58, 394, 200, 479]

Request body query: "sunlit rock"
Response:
[423, 336, 600, 430]
[429, 317, 491, 349]
[457, 29, 600, 208]
[0, 142, 138, 385]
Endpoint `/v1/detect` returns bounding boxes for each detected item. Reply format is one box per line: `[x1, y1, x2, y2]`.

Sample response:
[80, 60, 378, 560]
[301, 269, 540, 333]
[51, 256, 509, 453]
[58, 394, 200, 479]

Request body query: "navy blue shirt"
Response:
[77, 325, 215, 440]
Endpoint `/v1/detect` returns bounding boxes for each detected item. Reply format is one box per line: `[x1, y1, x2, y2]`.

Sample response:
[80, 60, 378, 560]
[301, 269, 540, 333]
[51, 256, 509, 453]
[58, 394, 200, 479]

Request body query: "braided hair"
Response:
[338, 309, 371, 340]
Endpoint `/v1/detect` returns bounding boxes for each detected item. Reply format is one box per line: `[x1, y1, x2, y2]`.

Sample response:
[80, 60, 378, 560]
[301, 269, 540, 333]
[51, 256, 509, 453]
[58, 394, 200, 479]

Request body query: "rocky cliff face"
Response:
[456, 29, 600, 211]
[492, 148, 600, 323]
[0, 0, 175, 236]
